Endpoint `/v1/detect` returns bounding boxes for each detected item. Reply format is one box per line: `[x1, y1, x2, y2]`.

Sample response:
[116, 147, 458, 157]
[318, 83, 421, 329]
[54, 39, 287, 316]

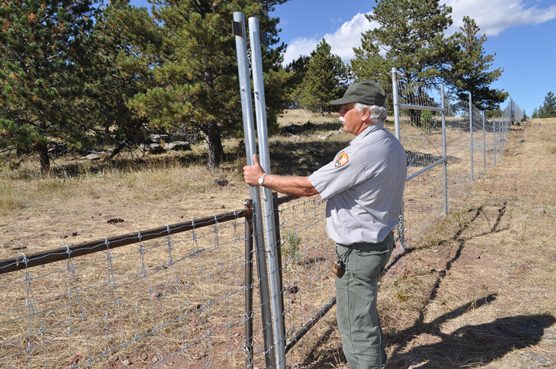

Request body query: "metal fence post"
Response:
[391, 68, 406, 251]
[233, 12, 275, 369]
[469, 92, 474, 180]
[493, 119, 497, 166]
[243, 199, 254, 369]
[248, 16, 287, 369]
[482, 111, 487, 173]
[272, 192, 286, 339]
[440, 85, 448, 215]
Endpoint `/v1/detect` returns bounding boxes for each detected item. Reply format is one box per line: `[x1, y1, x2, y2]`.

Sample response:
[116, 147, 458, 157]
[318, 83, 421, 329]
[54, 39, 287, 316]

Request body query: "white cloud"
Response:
[443, 0, 556, 36]
[283, 13, 377, 65]
[282, 0, 556, 64]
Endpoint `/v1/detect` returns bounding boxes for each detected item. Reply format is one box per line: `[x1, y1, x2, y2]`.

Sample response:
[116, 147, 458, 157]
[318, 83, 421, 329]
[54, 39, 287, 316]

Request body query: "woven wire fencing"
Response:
[393, 72, 517, 247]
[0, 211, 258, 369]
[394, 79, 447, 247]
[0, 79, 519, 368]
[273, 196, 335, 363]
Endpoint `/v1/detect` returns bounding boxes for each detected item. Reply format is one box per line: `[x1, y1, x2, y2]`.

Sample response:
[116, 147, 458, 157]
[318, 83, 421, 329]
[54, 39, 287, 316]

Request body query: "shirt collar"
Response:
[351, 121, 384, 145]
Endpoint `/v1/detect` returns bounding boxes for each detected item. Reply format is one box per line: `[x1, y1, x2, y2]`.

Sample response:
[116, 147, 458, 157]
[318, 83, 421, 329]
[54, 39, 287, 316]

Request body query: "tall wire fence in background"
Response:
[0, 71, 520, 368]
[391, 69, 516, 246]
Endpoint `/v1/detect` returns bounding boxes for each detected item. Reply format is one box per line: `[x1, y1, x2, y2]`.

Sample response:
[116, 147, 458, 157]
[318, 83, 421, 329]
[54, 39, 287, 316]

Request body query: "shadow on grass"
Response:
[295, 294, 554, 369]
[388, 312, 555, 369]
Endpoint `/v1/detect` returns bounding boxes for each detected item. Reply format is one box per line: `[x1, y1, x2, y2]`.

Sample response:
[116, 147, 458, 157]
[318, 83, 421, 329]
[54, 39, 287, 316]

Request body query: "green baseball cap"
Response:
[330, 80, 386, 107]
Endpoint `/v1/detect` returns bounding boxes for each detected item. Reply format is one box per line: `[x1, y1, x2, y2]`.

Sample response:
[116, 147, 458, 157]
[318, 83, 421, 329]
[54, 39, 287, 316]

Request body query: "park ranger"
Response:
[243, 80, 407, 369]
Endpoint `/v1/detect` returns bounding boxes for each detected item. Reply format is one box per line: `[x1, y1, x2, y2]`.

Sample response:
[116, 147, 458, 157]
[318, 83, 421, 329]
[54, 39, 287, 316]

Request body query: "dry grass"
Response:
[277, 109, 339, 126]
[1, 113, 555, 368]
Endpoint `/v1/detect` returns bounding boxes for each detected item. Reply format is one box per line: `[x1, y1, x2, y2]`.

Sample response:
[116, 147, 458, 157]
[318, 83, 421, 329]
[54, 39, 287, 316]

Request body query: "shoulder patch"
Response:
[335, 152, 349, 168]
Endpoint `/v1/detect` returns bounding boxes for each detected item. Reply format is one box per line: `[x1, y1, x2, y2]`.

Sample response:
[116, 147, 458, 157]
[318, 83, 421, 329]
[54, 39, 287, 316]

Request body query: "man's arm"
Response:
[243, 154, 319, 197]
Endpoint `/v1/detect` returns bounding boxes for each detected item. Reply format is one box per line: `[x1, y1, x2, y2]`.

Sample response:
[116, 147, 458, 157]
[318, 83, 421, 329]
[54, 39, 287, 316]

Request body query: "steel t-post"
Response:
[248, 16, 287, 369]
[391, 68, 406, 251]
[233, 12, 275, 369]
[440, 85, 448, 215]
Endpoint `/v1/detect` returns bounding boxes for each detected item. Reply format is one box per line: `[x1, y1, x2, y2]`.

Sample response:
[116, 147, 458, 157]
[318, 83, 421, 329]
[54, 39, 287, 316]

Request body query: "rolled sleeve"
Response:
[309, 152, 364, 200]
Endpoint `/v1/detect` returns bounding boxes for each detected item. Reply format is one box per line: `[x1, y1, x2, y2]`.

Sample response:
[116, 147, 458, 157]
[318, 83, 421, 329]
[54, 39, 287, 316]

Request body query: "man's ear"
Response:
[361, 107, 371, 122]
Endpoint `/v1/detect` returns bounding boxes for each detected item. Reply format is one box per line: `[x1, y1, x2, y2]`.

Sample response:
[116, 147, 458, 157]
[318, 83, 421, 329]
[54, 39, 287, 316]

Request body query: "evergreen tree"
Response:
[129, 0, 288, 169]
[87, 0, 162, 159]
[0, 0, 98, 174]
[351, 0, 453, 93]
[447, 16, 508, 110]
[293, 39, 348, 113]
[284, 55, 310, 107]
[538, 91, 556, 118]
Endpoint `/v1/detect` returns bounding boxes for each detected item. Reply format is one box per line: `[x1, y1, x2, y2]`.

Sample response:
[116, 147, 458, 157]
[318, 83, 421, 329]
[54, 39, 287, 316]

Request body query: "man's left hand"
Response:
[243, 154, 265, 186]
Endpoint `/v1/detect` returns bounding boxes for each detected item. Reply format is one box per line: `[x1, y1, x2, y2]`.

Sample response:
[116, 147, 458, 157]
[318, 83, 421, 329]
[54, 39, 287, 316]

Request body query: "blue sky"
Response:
[131, 0, 556, 115]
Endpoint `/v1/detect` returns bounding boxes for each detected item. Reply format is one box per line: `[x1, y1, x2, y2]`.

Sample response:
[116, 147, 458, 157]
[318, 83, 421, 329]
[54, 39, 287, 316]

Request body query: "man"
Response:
[243, 80, 407, 369]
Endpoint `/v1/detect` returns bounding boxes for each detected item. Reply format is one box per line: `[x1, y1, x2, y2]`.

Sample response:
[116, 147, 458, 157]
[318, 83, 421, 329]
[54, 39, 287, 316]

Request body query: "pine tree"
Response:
[284, 55, 310, 107]
[128, 0, 288, 169]
[351, 0, 453, 92]
[87, 0, 161, 159]
[538, 91, 556, 118]
[0, 0, 98, 174]
[293, 39, 348, 113]
[447, 16, 508, 110]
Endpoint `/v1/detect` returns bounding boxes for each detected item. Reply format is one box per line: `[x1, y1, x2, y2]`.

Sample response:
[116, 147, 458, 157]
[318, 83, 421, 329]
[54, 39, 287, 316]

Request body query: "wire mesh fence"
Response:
[0, 74, 519, 368]
[273, 196, 334, 359]
[392, 70, 516, 247]
[0, 211, 259, 369]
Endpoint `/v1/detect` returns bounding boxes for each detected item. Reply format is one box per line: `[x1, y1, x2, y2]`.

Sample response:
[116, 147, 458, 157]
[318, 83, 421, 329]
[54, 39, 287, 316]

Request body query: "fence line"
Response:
[0, 209, 250, 275]
[0, 80, 520, 369]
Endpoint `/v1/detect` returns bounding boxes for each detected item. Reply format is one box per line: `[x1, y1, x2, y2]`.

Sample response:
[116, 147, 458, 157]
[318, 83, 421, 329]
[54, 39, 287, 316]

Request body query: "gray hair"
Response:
[355, 103, 388, 123]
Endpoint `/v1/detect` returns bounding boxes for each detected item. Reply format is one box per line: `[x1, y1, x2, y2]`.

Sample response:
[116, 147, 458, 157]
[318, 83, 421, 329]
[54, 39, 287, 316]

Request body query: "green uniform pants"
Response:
[335, 233, 394, 369]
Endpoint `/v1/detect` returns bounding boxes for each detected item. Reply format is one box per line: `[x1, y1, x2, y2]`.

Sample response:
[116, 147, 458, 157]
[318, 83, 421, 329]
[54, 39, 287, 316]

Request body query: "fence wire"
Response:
[0, 214, 257, 369]
[1, 80, 518, 368]
[274, 196, 334, 363]
[393, 75, 516, 247]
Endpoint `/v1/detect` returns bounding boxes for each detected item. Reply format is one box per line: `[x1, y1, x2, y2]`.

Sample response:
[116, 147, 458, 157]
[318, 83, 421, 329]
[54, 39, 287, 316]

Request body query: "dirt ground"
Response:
[1, 117, 555, 368]
[289, 118, 556, 369]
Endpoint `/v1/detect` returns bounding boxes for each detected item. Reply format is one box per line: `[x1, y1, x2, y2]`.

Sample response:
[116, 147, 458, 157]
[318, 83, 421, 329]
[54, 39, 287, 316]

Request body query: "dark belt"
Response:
[337, 232, 393, 251]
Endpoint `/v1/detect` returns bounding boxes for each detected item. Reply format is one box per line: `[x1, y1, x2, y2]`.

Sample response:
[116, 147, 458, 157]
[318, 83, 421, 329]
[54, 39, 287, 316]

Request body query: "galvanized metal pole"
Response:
[493, 119, 497, 166]
[272, 193, 286, 339]
[469, 92, 474, 180]
[440, 85, 448, 215]
[482, 111, 487, 173]
[391, 68, 401, 140]
[243, 199, 254, 369]
[391, 67, 405, 251]
[248, 16, 287, 369]
[232, 12, 275, 369]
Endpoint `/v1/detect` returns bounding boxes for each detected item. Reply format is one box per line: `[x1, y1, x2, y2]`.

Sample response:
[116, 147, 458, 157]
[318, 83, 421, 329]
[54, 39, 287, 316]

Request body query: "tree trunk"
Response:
[36, 141, 50, 175]
[106, 140, 128, 161]
[204, 121, 223, 169]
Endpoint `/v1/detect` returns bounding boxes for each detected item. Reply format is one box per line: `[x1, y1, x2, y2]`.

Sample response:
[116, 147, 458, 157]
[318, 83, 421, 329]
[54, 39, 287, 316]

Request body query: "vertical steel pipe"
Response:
[440, 85, 448, 215]
[493, 119, 497, 166]
[482, 111, 487, 173]
[272, 193, 286, 339]
[469, 92, 474, 180]
[391, 68, 405, 251]
[233, 12, 275, 369]
[248, 16, 287, 369]
[243, 199, 254, 369]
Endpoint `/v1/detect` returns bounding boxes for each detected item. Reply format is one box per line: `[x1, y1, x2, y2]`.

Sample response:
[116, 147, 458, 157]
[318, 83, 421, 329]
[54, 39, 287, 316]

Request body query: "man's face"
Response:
[339, 103, 365, 135]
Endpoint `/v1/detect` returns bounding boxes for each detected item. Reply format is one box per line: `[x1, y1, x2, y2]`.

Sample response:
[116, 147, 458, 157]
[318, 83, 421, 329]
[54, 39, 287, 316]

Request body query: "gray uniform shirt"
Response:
[308, 122, 407, 244]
